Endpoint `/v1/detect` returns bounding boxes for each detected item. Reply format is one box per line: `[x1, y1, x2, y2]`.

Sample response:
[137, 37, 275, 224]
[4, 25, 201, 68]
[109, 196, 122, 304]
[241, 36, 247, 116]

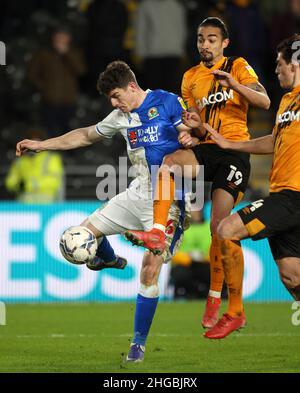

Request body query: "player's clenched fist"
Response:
[178, 131, 197, 148]
[16, 139, 43, 156]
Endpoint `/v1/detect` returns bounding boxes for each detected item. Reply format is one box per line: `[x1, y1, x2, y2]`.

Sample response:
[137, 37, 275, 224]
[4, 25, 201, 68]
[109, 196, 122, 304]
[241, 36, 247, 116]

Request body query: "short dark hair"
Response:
[277, 34, 300, 64]
[97, 61, 137, 95]
[199, 17, 229, 40]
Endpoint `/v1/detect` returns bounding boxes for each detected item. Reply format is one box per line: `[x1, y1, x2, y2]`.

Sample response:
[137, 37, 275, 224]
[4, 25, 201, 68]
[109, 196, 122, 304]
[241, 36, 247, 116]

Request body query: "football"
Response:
[59, 226, 97, 265]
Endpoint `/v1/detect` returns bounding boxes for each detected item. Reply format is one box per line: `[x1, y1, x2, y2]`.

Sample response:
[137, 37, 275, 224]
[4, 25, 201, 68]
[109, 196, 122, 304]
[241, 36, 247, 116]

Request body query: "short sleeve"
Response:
[181, 71, 197, 110]
[163, 92, 187, 127]
[95, 110, 120, 138]
[234, 58, 259, 86]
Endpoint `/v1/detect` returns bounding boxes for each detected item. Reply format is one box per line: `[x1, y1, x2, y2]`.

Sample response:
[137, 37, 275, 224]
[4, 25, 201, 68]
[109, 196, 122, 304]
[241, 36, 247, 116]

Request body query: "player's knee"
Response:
[217, 219, 233, 240]
[210, 217, 222, 234]
[162, 153, 176, 168]
[280, 275, 300, 290]
[139, 283, 159, 298]
[280, 271, 300, 290]
[161, 153, 184, 178]
[278, 259, 300, 289]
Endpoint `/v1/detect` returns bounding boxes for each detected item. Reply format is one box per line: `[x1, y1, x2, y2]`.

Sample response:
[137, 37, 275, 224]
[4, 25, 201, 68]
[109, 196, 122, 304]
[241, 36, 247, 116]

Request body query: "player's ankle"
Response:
[227, 310, 243, 318]
[153, 224, 165, 232]
[208, 290, 221, 299]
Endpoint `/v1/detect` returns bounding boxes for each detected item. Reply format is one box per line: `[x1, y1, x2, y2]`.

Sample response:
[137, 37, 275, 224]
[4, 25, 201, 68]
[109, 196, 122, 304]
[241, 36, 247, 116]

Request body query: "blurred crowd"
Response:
[0, 0, 299, 201]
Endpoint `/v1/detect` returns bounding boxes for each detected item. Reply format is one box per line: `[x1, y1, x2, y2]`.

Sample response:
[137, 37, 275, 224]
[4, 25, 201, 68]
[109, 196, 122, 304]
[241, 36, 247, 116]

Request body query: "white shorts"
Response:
[88, 188, 191, 262]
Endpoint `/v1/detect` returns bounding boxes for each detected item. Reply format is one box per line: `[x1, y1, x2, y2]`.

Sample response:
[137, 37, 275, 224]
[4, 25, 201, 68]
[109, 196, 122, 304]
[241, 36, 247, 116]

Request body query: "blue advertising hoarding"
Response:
[0, 202, 291, 302]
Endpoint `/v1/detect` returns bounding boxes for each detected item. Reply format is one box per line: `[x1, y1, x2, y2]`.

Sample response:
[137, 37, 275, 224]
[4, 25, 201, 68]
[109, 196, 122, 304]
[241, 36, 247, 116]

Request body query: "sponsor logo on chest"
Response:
[127, 125, 160, 147]
[277, 110, 300, 124]
[196, 89, 234, 110]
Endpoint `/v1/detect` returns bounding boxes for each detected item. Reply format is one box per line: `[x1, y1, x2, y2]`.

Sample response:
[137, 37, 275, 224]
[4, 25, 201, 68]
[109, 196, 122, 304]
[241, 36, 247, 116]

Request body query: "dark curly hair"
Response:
[277, 34, 300, 64]
[97, 61, 138, 95]
[199, 17, 229, 40]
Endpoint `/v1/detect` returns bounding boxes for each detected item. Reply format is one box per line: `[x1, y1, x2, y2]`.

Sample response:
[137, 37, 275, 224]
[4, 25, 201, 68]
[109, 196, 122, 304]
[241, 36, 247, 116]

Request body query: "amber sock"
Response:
[220, 239, 244, 317]
[208, 235, 224, 296]
[153, 171, 175, 232]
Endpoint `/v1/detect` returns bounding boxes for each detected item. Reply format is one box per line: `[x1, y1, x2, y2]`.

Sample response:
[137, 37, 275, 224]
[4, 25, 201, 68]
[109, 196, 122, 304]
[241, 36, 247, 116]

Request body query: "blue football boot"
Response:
[86, 255, 127, 271]
[126, 343, 145, 362]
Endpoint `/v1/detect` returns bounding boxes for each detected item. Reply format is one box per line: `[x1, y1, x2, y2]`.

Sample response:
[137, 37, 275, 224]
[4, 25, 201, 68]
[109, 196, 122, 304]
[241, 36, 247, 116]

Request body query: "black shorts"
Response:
[238, 189, 300, 259]
[192, 144, 250, 203]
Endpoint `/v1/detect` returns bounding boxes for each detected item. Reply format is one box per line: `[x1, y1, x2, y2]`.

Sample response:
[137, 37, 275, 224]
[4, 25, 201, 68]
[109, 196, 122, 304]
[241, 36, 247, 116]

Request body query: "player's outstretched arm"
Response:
[212, 70, 270, 110]
[203, 123, 274, 154]
[16, 125, 102, 156]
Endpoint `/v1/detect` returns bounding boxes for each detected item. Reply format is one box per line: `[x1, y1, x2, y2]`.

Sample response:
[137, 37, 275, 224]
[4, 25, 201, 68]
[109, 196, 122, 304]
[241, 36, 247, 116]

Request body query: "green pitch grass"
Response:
[0, 302, 299, 373]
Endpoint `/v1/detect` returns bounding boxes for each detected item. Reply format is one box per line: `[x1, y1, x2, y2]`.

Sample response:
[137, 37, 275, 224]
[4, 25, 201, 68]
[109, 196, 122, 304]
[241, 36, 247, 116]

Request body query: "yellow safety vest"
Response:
[5, 151, 64, 203]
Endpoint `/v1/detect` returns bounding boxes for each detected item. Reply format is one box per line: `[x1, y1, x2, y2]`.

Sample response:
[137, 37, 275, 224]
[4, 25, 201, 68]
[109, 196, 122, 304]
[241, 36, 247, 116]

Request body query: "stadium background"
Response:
[1, 0, 299, 304]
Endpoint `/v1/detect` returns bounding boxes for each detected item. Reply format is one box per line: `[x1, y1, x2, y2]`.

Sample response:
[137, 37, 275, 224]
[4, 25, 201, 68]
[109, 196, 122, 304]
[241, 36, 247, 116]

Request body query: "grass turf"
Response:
[0, 302, 299, 373]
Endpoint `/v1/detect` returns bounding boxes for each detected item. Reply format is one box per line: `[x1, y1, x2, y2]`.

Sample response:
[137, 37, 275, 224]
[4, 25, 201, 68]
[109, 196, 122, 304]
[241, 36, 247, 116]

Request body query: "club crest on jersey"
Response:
[148, 107, 159, 120]
[165, 219, 174, 235]
[178, 97, 187, 110]
[245, 65, 258, 78]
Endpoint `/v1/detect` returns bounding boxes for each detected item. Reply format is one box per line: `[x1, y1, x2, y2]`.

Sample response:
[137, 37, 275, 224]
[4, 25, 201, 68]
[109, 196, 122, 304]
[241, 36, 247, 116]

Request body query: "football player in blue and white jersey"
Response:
[16, 61, 195, 362]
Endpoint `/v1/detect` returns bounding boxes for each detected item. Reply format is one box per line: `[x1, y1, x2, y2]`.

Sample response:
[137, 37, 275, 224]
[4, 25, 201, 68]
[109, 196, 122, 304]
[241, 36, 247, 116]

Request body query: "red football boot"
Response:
[202, 296, 221, 329]
[204, 312, 246, 339]
[124, 228, 166, 255]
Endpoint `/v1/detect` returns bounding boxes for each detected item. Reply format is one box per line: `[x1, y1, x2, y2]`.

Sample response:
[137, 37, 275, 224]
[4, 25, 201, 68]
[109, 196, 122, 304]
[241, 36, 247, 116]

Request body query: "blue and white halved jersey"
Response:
[95, 89, 186, 198]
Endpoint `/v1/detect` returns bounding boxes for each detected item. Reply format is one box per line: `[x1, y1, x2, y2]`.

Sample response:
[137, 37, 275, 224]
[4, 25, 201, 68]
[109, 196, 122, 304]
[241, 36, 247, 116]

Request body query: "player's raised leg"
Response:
[125, 149, 199, 255]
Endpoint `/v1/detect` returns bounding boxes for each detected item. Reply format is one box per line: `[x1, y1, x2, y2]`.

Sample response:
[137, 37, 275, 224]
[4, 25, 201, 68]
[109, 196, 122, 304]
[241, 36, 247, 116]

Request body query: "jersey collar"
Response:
[131, 89, 152, 113]
[199, 56, 226, 71]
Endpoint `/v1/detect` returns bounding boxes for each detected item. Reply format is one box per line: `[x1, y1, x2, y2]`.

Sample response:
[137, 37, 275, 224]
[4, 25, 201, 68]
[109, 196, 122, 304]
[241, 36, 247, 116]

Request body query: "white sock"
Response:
[209, 290, 221, 299]
[153, 223, 165, 232]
